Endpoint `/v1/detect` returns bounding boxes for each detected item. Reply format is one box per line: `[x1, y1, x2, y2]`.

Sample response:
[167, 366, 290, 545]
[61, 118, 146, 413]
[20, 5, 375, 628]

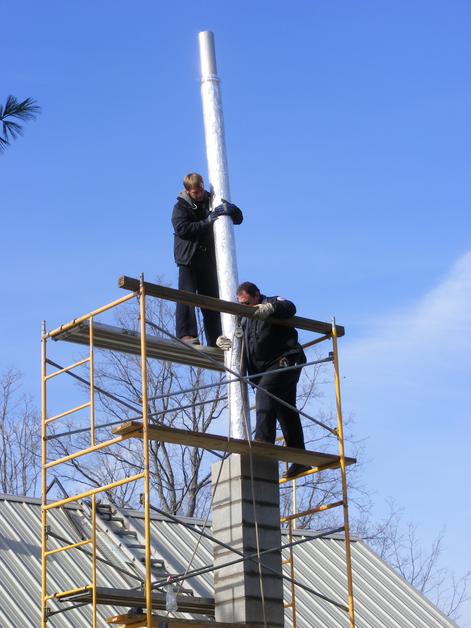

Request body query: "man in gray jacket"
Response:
[171, 172, 243, 346]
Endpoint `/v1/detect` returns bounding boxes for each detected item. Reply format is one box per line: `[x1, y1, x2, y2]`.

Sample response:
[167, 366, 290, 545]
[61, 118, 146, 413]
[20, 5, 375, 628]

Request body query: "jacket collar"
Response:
[178, 190, 209, 210]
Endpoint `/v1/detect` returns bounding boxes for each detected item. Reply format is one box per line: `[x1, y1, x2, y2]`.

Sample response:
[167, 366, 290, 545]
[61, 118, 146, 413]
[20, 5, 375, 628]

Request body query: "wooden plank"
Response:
[53, 321, 225, 372]
[107, 613, 265, 627]
[112, 421, 356, 468]
[113, 420, 144, 436]
[59, 587, 214, 615]
[118, 276, 345, 337]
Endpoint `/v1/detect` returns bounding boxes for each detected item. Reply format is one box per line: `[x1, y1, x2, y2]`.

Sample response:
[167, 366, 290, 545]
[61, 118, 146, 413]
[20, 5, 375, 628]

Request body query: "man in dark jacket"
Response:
[234, 281, 309, 479]
[171, 172, 243, 346]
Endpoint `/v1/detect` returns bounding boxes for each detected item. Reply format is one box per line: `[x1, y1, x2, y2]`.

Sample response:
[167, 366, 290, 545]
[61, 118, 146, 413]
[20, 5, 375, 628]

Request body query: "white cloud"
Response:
[340, 251, 471, 593]
[344, 249, 471, 379]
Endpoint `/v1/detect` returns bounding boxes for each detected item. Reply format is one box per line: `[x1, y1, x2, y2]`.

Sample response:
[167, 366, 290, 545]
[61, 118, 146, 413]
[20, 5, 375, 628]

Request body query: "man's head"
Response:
[237, 281, 261, 306]
[183, 172, 205, 202]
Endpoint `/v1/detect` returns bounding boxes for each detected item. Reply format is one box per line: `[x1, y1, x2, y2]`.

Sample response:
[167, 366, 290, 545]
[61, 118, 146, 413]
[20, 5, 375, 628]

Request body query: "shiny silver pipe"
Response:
[198, 31, 249, 439]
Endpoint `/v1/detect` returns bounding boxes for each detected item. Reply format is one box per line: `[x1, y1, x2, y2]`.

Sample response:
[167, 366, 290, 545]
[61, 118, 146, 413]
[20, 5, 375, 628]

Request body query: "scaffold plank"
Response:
[58, 587, 214, 615]
[112, 421, 356, 468]
[52, 321, 225, 372]
[107, 614, 265, 627]
[118, 276, 345, 337]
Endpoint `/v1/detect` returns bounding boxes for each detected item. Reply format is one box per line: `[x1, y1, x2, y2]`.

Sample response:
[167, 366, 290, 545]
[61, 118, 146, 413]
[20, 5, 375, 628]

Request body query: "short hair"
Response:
[237, 281, 260, 297]
[183, 172, 204, 191]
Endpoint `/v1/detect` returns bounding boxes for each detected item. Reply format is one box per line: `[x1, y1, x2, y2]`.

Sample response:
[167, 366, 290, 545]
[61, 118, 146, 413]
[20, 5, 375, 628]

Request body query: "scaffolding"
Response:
[41, 277, 356, 627]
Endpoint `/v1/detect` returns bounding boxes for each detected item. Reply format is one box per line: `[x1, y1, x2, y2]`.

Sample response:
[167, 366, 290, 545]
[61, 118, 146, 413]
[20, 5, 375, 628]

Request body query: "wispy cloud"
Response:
[343, 250, 471, 384]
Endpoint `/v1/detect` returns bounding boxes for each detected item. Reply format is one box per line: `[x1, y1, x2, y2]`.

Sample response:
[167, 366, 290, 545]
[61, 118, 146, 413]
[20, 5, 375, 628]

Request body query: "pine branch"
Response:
[0, 95, 41, 152]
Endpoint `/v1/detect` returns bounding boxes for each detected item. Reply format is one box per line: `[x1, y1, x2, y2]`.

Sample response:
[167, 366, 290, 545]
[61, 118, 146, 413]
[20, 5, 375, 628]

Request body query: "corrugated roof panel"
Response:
[0, 494, 457, 628]
[350, 542, 422, 627]
[352, 540, 455, 627]
[0, 496, 135, 627]
[283, 535, 457, 628]
[127, 510, 215, 597]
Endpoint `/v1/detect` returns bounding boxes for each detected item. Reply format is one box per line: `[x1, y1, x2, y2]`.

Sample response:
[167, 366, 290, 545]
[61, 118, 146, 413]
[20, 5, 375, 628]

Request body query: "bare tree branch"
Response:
[0, 369, 41, 495]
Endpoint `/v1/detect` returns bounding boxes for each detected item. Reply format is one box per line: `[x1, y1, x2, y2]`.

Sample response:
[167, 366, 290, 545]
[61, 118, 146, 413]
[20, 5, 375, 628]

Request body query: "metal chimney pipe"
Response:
[198, 31, 249, 440]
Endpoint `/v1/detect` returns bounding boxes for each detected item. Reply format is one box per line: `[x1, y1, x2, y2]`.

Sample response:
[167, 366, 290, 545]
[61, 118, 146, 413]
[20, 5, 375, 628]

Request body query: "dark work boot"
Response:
[282, 463, 311, 479]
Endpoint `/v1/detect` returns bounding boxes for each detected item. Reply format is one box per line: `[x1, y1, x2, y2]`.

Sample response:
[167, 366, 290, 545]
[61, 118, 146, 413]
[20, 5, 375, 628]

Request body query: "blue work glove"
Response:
[207, 206, 225, 223]
[213, 201, 240, 219]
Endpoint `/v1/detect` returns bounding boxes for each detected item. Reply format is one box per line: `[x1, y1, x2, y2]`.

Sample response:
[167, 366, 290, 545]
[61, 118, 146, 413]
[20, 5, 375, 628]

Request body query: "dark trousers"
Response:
[176, 251, 222, 346]
[254, 362, 305, 450]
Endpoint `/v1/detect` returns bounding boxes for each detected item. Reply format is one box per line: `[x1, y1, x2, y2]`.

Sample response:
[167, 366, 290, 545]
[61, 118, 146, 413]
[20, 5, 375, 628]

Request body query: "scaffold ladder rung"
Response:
[45, 401, 91, 424]
[44, 538, 92, 557]
[280, 499, 344, 524]
[45, 356, 90, 380]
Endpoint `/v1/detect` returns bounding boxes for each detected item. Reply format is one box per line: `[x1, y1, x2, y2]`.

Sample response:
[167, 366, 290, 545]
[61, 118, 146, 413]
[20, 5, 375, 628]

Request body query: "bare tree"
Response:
[276, 364, 470, 620]
[355, 500, 470, 621]
[49, 296, 227, 516]
[0, 369, 41, 495]
[48, 302, 365, 521]
[278, 357, 369, 528]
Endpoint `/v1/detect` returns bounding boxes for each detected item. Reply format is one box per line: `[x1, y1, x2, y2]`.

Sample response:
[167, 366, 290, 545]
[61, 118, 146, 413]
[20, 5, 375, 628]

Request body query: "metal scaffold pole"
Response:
[41, 322, 48, 628]
[198, 30, 249, 439]
[139, 278, 153, 628]
[332, 318, 356, 628]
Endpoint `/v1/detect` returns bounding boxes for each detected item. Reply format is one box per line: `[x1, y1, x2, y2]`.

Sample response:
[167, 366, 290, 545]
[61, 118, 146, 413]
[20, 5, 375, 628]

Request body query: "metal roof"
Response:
[0, 493, 456, 627]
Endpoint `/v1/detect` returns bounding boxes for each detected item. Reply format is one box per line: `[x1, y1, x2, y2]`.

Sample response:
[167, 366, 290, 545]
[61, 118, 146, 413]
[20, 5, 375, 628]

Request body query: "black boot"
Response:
[282, 463, 311, 479]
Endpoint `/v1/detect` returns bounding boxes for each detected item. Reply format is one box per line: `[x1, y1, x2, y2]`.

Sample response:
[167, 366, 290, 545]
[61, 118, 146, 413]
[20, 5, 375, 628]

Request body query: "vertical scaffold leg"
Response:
[332, 318, 355, 628]
[41, 322, 48, 627]
[139, 277, 153, 628]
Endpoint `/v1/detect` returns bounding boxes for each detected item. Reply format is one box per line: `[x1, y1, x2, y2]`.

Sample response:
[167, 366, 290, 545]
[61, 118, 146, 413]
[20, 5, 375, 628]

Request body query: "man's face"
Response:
[237, 290, 260, 306]
[188, 185, 205, 202]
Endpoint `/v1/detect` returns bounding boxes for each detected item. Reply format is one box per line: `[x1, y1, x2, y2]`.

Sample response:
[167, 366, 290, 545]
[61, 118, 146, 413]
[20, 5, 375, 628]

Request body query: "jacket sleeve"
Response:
[268, 296, 296, 319]
[172, 202, 211, 240]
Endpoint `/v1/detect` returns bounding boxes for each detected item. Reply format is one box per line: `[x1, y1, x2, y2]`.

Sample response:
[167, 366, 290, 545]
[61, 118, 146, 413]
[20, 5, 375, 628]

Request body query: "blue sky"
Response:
[2, 0, 470, 623]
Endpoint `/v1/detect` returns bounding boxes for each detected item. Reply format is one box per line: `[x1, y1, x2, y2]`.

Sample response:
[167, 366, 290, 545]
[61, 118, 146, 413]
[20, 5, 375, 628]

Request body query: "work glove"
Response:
[213, 201, 241, 221]
[253, 302, 275, 320]
[216, 335, 232, 351]
[207, 206, 225, 224]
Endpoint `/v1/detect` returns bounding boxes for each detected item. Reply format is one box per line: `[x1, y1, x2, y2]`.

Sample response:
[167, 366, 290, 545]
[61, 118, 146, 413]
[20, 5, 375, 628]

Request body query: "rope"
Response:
[45, 358, 140, 412]
[148, 503, 342, 605]
[145, 320, 336, 435]
[147, 356, 329, 402]
[238, 330, 267, 627]
[172, 423, 233, 601]
[144, 317, 333, 627]
[150, 526, 349, 612]
[136, 315, 234, 603]
[143, 320, 267, 626]
[168, 324, 245, 608]
[47, 395, 226, 441]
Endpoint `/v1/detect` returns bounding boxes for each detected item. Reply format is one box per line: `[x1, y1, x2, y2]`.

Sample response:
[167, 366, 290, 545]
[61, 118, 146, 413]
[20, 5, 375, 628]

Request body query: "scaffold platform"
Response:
[107, 613, 265, 627]
[113, 420, 357, 469]
[52, 321, 225, 371]
[56, 586, 214, 615]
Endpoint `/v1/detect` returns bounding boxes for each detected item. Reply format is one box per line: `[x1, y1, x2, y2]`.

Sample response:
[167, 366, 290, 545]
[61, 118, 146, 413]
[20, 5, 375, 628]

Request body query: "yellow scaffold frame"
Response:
[41, 291, 151, 628]
[41, 278, 356, 628]
[278, 321, 354, 628]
